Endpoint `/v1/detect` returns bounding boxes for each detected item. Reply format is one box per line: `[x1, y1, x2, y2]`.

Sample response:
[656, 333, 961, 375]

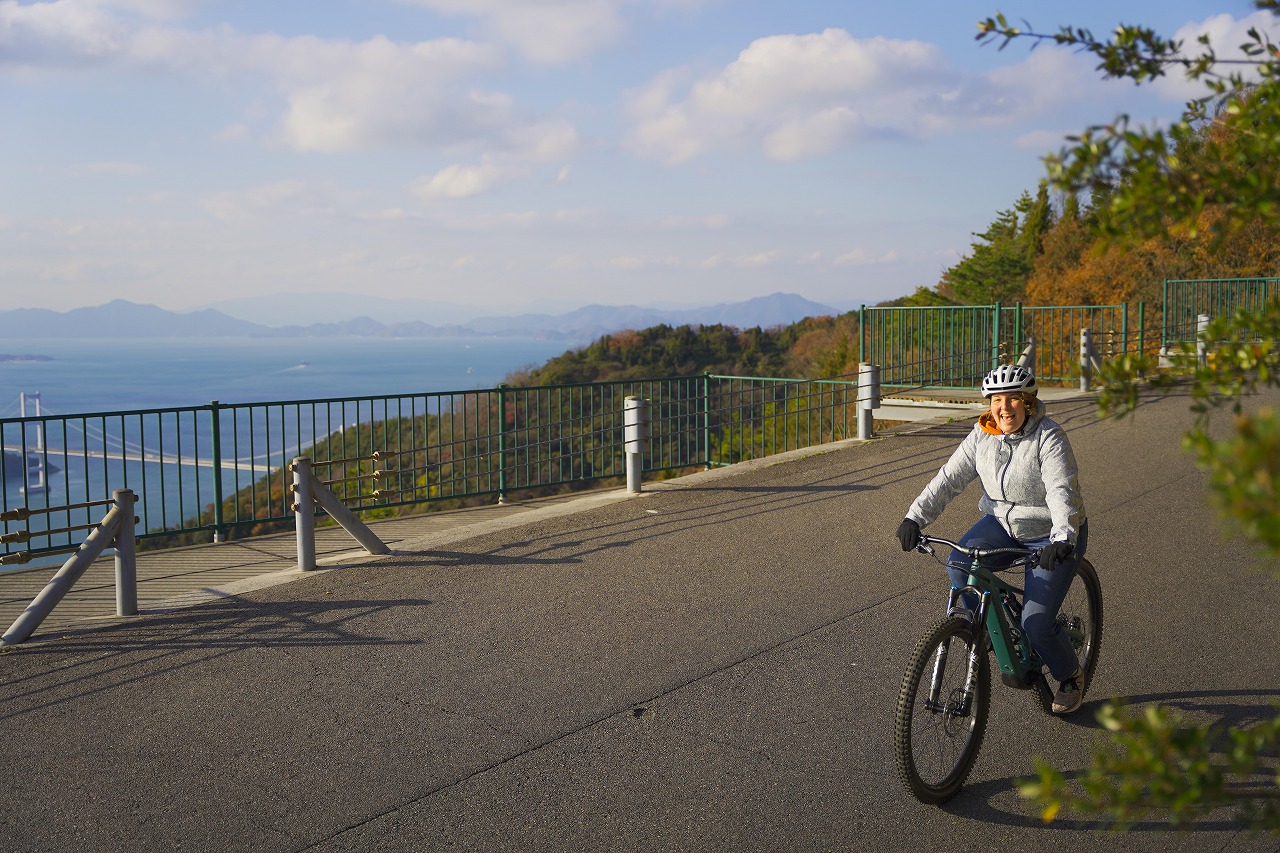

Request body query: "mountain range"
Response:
[0, 293, 841, 342]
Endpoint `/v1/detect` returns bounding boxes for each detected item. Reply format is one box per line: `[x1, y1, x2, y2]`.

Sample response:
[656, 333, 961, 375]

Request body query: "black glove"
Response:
[897, 518, 922, 552]
[1039, 541, 1073, 570]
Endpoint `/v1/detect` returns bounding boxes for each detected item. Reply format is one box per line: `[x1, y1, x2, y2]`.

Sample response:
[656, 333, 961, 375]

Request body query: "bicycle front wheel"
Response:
[894, 616, 991, 804]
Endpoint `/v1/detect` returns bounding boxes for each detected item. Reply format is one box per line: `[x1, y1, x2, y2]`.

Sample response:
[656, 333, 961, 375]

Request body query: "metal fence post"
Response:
[702, 373, 712, 470]
[1161, 279, 1170, 350]
[623, 396, 649, 493]
[857, 363, 880, 440]
[991, 303, 1002, 369]
[292, 456, 316, 572]
[113, 488, 137, 616]
[496, 384, 507, 504]
[858, 305, 866, 365]
[209, 400, 225, 543]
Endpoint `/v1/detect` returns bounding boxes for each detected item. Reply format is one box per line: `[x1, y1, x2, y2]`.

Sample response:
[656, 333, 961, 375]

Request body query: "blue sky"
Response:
[1, 1, 1273, 321]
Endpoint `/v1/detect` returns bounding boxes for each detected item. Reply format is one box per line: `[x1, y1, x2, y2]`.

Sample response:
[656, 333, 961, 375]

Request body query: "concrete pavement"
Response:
[3, 385, 1279, 852]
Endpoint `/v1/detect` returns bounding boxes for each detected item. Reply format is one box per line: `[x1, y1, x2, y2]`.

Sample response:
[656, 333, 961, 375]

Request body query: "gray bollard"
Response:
[624, 396, 650, 493]
[857, 363, 880, 440]
[1079, 328, 1093, 391]
[113, 488, 137, 617]
[292, 456, 317, 571]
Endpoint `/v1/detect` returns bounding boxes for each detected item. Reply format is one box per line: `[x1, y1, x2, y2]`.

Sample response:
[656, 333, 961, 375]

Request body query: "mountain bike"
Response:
[893, 533, 1103, 804]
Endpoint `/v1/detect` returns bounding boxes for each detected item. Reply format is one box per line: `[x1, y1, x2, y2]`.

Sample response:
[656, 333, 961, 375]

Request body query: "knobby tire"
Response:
[894, 616, 991, 804]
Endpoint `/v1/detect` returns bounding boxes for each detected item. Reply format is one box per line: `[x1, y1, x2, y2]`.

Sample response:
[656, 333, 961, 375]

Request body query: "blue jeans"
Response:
[945, 514, 1090, 682]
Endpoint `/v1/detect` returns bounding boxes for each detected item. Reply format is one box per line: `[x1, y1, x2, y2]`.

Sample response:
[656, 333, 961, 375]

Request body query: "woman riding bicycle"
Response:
[895, 364, 1089, 714]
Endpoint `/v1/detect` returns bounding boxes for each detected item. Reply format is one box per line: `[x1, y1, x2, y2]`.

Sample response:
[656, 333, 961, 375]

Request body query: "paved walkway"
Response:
[0, 489, 634, 639]
[7, 385, 1275, 852]
[0, 386, 1082, 642]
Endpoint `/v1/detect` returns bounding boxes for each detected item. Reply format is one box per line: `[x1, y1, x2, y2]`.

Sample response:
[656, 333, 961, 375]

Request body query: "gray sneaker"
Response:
[1052, 671, 1085, 714]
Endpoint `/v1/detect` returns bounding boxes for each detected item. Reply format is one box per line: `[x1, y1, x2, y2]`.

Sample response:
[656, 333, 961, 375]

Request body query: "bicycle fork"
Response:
[926, 589, 991, 715]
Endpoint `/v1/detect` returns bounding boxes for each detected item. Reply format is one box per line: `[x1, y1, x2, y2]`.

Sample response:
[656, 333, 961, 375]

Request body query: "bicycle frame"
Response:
[922, 535, 1045, 687]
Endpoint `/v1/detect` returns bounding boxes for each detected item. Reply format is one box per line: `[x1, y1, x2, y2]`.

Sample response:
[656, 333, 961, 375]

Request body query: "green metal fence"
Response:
[5, 278, 1265, 565]
[1, 374, 871, 564]
[860, 302, 1130, 387]
[1163, 278, 1280, 347]
[1009, 304, 1130, 382]
[859, 304, 995, 389]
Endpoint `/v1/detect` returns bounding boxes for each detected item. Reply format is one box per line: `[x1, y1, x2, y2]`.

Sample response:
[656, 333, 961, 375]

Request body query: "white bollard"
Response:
[623, 396, 650, 493]
[1197, 314, 1210, 367]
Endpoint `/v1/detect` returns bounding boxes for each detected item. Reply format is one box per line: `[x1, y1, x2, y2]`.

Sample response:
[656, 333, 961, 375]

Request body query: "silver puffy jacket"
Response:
[905, 406, 1085, 545]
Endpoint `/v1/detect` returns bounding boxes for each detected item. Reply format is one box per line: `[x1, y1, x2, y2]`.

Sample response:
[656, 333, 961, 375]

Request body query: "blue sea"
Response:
[0, 336, 575, 417]
[0, 336, 576, 567]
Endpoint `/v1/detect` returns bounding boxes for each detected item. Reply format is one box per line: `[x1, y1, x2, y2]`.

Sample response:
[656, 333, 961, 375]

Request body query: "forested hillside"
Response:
[513, 104, 1278, 388]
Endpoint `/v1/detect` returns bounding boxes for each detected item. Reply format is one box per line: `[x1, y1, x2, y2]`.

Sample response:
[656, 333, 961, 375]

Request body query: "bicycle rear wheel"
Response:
[894, 616, 991, 804]
[1031, 557, 1103, 714]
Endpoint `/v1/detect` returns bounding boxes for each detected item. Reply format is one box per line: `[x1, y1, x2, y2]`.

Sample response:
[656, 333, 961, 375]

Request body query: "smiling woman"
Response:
[896, 362, 1091, 714]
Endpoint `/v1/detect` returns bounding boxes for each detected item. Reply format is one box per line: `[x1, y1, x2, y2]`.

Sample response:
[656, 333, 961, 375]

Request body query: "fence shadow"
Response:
[0, 592, 432, 722]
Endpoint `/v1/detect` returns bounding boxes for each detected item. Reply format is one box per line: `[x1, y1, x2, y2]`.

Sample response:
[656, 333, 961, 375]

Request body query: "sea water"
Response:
[0, 336, 576, 567]
[0, 336, 575, 417]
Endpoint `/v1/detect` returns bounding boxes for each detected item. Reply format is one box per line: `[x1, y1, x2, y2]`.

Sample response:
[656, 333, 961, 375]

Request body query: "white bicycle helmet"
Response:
[981, 363, 1038, 398]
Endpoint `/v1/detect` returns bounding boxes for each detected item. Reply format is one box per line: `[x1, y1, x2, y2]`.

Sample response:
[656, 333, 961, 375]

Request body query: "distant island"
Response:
[0, 294, 842, 343]
[0, 354, 52, 363]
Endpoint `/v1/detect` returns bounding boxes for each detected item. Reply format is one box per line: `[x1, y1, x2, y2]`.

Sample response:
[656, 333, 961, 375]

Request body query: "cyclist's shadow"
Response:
[947, 688, 1280, 831]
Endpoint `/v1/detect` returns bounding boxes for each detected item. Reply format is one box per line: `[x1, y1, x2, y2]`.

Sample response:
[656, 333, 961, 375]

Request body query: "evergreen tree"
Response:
[937, 182, 1053, 305]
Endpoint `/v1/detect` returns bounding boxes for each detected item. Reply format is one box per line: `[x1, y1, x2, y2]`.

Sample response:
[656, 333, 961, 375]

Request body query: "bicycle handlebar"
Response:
[915, 533, 1039, 565]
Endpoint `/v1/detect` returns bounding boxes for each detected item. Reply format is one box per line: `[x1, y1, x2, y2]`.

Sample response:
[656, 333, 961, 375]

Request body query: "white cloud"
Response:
[625, 28, 959, 163]
[0, 5, 563, 159]
[396, 0, 626, 64]
[1151, 11, 1280, 101]
[412, 163, 511, 200]
[411, 118, 581, 199]
[623, 25, 1176, 164]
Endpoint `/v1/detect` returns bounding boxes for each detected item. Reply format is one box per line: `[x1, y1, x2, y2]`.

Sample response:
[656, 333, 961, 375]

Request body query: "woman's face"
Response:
[989, 393, 1028, 435]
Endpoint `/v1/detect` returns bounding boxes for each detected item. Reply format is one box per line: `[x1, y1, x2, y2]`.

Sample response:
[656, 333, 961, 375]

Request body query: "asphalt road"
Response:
[3, 386, 1279, 852]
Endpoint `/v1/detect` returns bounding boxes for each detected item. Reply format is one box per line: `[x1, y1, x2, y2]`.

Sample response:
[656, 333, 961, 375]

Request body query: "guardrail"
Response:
[0, 488, 138, 646]
[0, 373, 886, 563]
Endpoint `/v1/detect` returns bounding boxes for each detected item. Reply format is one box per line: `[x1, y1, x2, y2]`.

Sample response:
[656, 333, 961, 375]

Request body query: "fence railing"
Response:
[1164, 278, 1279, 348]
[6, 278, 1272, 565]
[859, 302, 1131, 387]
[1, 374, 876, 563]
